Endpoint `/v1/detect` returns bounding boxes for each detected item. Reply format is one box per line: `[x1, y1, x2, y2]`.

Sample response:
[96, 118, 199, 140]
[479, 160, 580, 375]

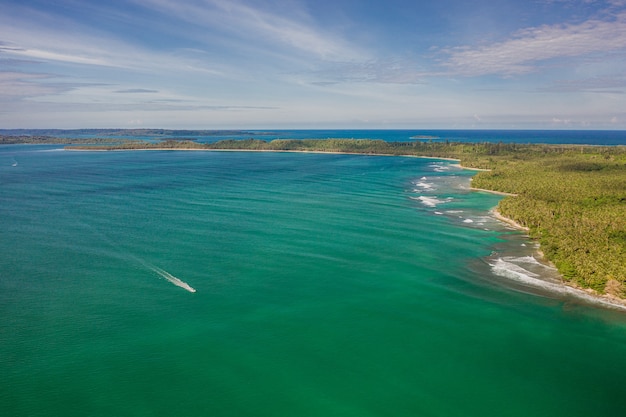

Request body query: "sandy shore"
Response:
[485, 201, 626, 310]
[470, 186, 517, 196]
[490, 208, 530, 232]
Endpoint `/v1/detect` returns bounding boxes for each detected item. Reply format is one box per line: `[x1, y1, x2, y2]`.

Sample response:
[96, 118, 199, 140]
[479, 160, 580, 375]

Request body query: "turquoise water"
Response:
[2, 146, 626, 416]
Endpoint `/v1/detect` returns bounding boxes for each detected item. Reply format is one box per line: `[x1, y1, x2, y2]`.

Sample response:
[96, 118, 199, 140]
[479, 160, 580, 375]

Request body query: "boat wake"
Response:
[74, 220, 196, 293]
[150, 265, 196, 293]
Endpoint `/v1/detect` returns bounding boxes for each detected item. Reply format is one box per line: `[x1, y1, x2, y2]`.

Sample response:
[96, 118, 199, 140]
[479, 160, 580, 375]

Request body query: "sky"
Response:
[1, 0, 626, 129]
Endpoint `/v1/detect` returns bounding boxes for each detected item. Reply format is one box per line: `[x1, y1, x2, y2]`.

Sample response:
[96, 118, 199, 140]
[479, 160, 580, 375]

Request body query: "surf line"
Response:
[150, 265, 197, 293]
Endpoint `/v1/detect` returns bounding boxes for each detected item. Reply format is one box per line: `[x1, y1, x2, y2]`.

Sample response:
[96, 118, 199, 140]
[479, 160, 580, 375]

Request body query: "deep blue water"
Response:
[3, 129, 626, 145]
[232, 129, 626, 145]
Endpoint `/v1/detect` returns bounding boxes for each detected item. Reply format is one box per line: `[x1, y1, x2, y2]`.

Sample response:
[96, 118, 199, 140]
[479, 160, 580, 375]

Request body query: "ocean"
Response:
[200, 129, 626, 145]
[2, 131, 626, 416]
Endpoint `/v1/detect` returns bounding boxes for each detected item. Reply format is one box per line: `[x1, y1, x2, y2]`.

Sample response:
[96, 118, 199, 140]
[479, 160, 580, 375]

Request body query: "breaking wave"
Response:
[413, 181, 434, 190]
[411, 196, 451, 207]
[489, 257, 626, 311]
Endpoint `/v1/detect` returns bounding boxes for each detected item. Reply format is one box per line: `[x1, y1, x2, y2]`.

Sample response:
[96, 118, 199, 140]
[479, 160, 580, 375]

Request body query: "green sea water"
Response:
[2, 146, 626, 417]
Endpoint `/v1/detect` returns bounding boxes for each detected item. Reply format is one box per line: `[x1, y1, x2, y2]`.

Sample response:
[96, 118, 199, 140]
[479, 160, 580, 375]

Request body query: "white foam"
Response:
[434, 211, 443, 215]
[506, 255, 541, 265]
[151, 265, 196, 293]
[489, 258, 626, 311]
[412, 196, 448, 207]
[463, 219, 474, 223]
[491, 258, 539, 279]
[414, 181, 434, 189]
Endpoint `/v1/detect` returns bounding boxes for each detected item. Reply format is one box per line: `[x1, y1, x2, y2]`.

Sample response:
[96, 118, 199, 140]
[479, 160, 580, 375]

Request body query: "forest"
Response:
[8, 136, 626, 298]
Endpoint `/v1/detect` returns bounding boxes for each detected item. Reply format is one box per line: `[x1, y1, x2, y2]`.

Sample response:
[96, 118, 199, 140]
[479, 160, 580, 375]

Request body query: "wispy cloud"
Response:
[0, 11, 227, 76]
[135, 0, 367, 61]
[443, 12, 626, 76]
[4, 46, 111, 67]
[539, 74, 626, 92]
[308, 58, 427, 85]
[115, 89, 160, 94]
[0, 71, 76, 100]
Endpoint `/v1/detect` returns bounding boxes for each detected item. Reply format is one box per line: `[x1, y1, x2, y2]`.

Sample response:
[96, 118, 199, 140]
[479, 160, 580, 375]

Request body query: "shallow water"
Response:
[1, 146, 626, 416]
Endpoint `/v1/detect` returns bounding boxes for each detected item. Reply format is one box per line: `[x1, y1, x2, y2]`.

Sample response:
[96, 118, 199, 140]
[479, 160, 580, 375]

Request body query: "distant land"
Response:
[0, 129, 257, 138]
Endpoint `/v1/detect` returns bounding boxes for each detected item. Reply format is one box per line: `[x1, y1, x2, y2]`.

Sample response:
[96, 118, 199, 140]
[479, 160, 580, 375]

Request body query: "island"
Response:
[5, 135, 626, 302]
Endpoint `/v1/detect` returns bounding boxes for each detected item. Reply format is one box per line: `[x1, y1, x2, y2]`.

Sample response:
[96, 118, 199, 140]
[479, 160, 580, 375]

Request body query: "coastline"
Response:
[490, 208, 529, 232]
[66, 147, 465, 160]
[486, 202, 626, 311]
[63, 144, 626, 310]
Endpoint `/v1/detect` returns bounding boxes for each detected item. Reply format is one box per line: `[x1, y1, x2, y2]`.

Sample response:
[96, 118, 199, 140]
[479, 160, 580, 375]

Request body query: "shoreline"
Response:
[490, 208, 529, 232]
[487, 206, 626, 311]
[470, 186, 517, 197]
[64, 145, 626, 311]
[65, 146, 466, 160]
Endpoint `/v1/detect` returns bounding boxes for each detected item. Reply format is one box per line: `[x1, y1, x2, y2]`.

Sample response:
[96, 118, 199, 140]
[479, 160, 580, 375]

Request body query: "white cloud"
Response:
[539, 74, 626, 92]
[5, 47, 111, 67]
[443, 12, 626, 76]
[0, 10, 229, 76]
[135, 0, 366, 61]
[0, 72, 72, 99]
[308, 58, 427, 85]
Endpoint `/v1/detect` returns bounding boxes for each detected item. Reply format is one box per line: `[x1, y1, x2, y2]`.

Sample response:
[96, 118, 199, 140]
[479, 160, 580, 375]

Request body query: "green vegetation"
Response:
[25, 137, 626, 298]
[470, 147, 626, 297]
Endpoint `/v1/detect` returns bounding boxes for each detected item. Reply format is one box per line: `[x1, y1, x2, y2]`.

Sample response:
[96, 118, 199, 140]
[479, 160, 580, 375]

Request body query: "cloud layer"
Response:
[444, 12, 626, 76]
[1, 0, 626, 128]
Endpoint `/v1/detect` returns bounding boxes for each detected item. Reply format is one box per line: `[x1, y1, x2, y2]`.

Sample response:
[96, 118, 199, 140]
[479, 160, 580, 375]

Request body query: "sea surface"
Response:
[4, 128, 626, 145]
[2, 139, 626, 416]
[197, 129, 626, 145]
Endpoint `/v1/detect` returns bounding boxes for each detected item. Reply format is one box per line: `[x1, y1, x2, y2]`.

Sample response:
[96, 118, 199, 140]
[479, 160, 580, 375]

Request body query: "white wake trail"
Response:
[74, 220, 197, 293]
[150, 265, 197, 293]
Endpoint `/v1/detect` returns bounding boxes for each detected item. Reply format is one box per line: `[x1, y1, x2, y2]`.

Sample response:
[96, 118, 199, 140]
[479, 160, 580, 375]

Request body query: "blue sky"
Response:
[1, 0, 626, 129]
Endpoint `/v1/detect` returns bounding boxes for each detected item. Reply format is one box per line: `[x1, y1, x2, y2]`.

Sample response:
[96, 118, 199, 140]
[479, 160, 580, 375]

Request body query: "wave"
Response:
[489, 258, 626, 311]
[411, 196, 450, 207]
[413, 181, 434, 190]
[429, 162, 451, 173]
[150, 265, 196, 293]
[507, 255, 542, 265]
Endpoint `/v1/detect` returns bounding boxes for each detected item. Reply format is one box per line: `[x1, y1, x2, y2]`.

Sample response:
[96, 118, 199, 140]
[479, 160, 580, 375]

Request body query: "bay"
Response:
[2, 145, 626, 416]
